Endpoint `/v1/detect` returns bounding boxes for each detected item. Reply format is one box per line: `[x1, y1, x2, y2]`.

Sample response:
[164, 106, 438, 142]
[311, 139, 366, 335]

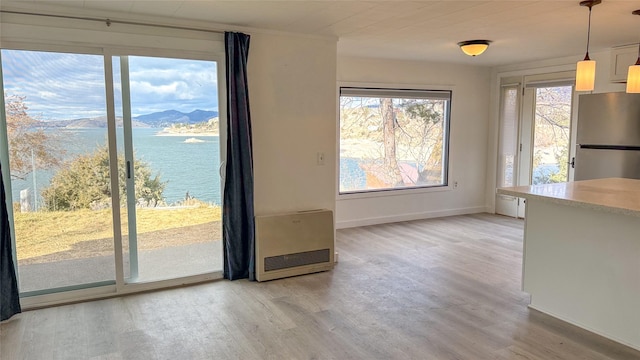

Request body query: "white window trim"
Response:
[337, 184, 452, 201]
[336, 81, 455, 200]
[0, 14, 228, 309]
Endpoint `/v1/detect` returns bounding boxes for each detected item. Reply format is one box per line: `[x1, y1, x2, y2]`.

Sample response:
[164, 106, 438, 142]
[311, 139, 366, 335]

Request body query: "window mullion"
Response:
[103, 50, 126, 291]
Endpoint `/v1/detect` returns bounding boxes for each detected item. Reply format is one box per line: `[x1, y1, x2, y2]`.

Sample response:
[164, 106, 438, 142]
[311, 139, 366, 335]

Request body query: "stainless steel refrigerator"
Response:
[574, 92, 640, 181]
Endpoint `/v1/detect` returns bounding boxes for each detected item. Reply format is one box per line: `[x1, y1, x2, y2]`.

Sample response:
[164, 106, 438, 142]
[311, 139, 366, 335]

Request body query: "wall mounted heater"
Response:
[255, 209, 334, 282]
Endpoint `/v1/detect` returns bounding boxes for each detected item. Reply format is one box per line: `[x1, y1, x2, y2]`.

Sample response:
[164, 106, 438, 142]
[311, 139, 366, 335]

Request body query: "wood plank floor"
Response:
[2, 213, 639, 359]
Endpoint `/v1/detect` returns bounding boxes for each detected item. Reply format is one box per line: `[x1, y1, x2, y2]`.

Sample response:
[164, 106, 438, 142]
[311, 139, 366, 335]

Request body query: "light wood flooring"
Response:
[2, 213, 639, 359]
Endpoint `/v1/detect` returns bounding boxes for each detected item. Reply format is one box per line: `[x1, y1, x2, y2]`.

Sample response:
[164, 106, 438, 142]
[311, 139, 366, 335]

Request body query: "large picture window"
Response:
[339, 87, 451, 194]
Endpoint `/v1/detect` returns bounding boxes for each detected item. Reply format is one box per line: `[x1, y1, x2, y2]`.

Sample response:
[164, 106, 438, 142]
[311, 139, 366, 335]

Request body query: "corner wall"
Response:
[249, 33, 338, 216]
[336, 56, 492, 228]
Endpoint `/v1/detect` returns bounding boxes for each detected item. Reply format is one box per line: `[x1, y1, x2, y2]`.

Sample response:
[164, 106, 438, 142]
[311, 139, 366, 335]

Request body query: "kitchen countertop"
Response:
[497, 178, 640, 217]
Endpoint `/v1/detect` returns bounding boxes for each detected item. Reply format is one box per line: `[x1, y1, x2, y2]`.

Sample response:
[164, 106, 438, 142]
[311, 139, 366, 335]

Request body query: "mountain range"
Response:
[42, 110, 218, 128]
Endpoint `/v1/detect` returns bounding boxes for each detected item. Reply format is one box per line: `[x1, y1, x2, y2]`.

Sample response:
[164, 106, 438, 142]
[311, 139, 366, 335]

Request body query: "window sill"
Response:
[337, 184, 453, 201]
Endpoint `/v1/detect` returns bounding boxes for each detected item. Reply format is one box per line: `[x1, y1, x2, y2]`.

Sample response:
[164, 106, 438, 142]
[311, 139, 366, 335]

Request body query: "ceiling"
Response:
[2, 0, 640, 66]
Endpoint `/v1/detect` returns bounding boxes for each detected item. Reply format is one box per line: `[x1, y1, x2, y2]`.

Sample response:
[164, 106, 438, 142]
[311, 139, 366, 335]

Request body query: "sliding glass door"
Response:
[0, 47, 224, 297]
[1, 49, 116, 294]
[113, 55, 223, 283]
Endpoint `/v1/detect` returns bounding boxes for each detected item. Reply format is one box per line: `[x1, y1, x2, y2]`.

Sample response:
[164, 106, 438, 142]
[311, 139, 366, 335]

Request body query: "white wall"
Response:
[249, 33, 337, 216]
[336, 56, 491, 228]
[485, 49, 626, 212]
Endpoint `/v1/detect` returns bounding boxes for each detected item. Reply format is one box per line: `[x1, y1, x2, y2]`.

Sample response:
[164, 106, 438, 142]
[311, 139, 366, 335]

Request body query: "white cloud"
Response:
[2, 50, 219, 120]
[131, 80, 180, 96]
[37, 91, 60, 100]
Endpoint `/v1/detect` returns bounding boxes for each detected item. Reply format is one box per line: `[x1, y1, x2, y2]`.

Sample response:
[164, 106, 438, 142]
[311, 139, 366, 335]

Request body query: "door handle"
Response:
[569, 157, 575, 169]
[219, 161, 226, 179]
[126, 161, 131, 179]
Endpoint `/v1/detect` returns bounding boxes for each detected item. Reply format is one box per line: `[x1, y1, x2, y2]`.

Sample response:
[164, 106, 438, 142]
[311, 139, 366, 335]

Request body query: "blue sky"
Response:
[1, 50, 218, 121]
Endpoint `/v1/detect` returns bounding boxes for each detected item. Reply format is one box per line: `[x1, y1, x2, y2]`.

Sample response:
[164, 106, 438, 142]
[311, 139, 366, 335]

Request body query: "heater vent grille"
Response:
[264, 249, 330, 272]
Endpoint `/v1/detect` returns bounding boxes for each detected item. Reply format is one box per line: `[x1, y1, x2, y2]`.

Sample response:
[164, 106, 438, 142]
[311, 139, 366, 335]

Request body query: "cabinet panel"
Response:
[610, 45, 638, 83]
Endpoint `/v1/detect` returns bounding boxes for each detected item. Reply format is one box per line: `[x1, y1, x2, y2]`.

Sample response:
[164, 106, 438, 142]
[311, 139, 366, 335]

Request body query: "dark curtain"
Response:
[1, 163, 21, 321]
[223, 32, 255, 281]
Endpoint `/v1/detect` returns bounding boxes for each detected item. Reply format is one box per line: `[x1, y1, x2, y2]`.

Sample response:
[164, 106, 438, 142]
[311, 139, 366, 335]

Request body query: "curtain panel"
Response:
[1, 162, 21, 321]
[222, 32, 256, 281]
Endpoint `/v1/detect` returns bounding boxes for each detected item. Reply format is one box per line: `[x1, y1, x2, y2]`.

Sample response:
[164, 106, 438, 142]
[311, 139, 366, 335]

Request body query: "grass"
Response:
[14, 204, 222, 260]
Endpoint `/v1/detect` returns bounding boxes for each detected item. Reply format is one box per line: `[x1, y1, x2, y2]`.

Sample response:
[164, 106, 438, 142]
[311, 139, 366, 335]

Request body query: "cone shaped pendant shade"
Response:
[575, 0, 601, 91]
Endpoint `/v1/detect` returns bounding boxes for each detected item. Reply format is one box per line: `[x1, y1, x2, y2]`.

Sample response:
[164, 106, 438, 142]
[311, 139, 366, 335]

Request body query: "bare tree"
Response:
[340, 95, 447, 190]
[532, 87, 572, 183]
[399, 100, 444, 184]
[381, 98, 403, 186]
[4, 93, 64, 180]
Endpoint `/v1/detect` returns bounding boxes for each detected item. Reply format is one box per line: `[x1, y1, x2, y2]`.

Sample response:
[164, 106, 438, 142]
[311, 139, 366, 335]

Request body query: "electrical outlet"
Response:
[317, 152, 325, 165]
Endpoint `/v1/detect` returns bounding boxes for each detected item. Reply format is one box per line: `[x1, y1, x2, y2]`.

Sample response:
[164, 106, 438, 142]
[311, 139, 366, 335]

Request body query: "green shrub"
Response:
[42, 145, 165, 211]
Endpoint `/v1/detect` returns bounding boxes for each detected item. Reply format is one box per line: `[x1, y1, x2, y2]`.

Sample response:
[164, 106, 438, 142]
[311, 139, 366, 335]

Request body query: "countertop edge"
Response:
[497, 188, 640, 218]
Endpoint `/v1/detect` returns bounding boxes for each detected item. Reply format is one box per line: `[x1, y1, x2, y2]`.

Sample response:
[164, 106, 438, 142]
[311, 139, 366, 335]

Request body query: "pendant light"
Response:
[575, 0, 601, 92]
[626, 10, 640, 93]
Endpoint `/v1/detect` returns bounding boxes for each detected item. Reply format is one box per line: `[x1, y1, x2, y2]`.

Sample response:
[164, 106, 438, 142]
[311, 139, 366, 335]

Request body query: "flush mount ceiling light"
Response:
[457, 40, 492, 57]
[626, 9, 640, 93]
[575, 0, 601, 92]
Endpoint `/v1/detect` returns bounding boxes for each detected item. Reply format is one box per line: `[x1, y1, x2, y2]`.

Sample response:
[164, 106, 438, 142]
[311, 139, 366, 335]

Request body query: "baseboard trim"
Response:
[527, 304, 640, 352]
[335, 206, 487, 229]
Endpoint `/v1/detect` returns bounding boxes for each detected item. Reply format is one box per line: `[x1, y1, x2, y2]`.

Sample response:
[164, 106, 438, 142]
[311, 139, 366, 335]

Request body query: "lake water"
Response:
[11, 128, 391, 208]
[11, 128, 222, 208]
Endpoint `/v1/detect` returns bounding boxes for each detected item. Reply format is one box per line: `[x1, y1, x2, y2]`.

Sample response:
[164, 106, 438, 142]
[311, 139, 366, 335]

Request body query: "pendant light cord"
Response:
[584, 6, 592, 61]
[635, 9, 640, 65]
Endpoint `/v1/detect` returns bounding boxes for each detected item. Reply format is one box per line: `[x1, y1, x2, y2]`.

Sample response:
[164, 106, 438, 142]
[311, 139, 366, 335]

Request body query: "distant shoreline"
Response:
[155, 131, 219, 137]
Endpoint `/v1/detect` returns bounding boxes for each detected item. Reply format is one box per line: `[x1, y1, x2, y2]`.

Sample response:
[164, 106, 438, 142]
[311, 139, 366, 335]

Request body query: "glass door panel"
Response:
[115, 55, 222, 283]
[495, 85, 520, 217]
[531, 86, 572, 185]
[1, 49, 115, 294]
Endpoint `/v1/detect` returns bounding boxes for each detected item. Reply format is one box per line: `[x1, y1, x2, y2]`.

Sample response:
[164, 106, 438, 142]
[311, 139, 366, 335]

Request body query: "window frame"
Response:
[0, 14, 227, 309]
[337, 83, 453, 199]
